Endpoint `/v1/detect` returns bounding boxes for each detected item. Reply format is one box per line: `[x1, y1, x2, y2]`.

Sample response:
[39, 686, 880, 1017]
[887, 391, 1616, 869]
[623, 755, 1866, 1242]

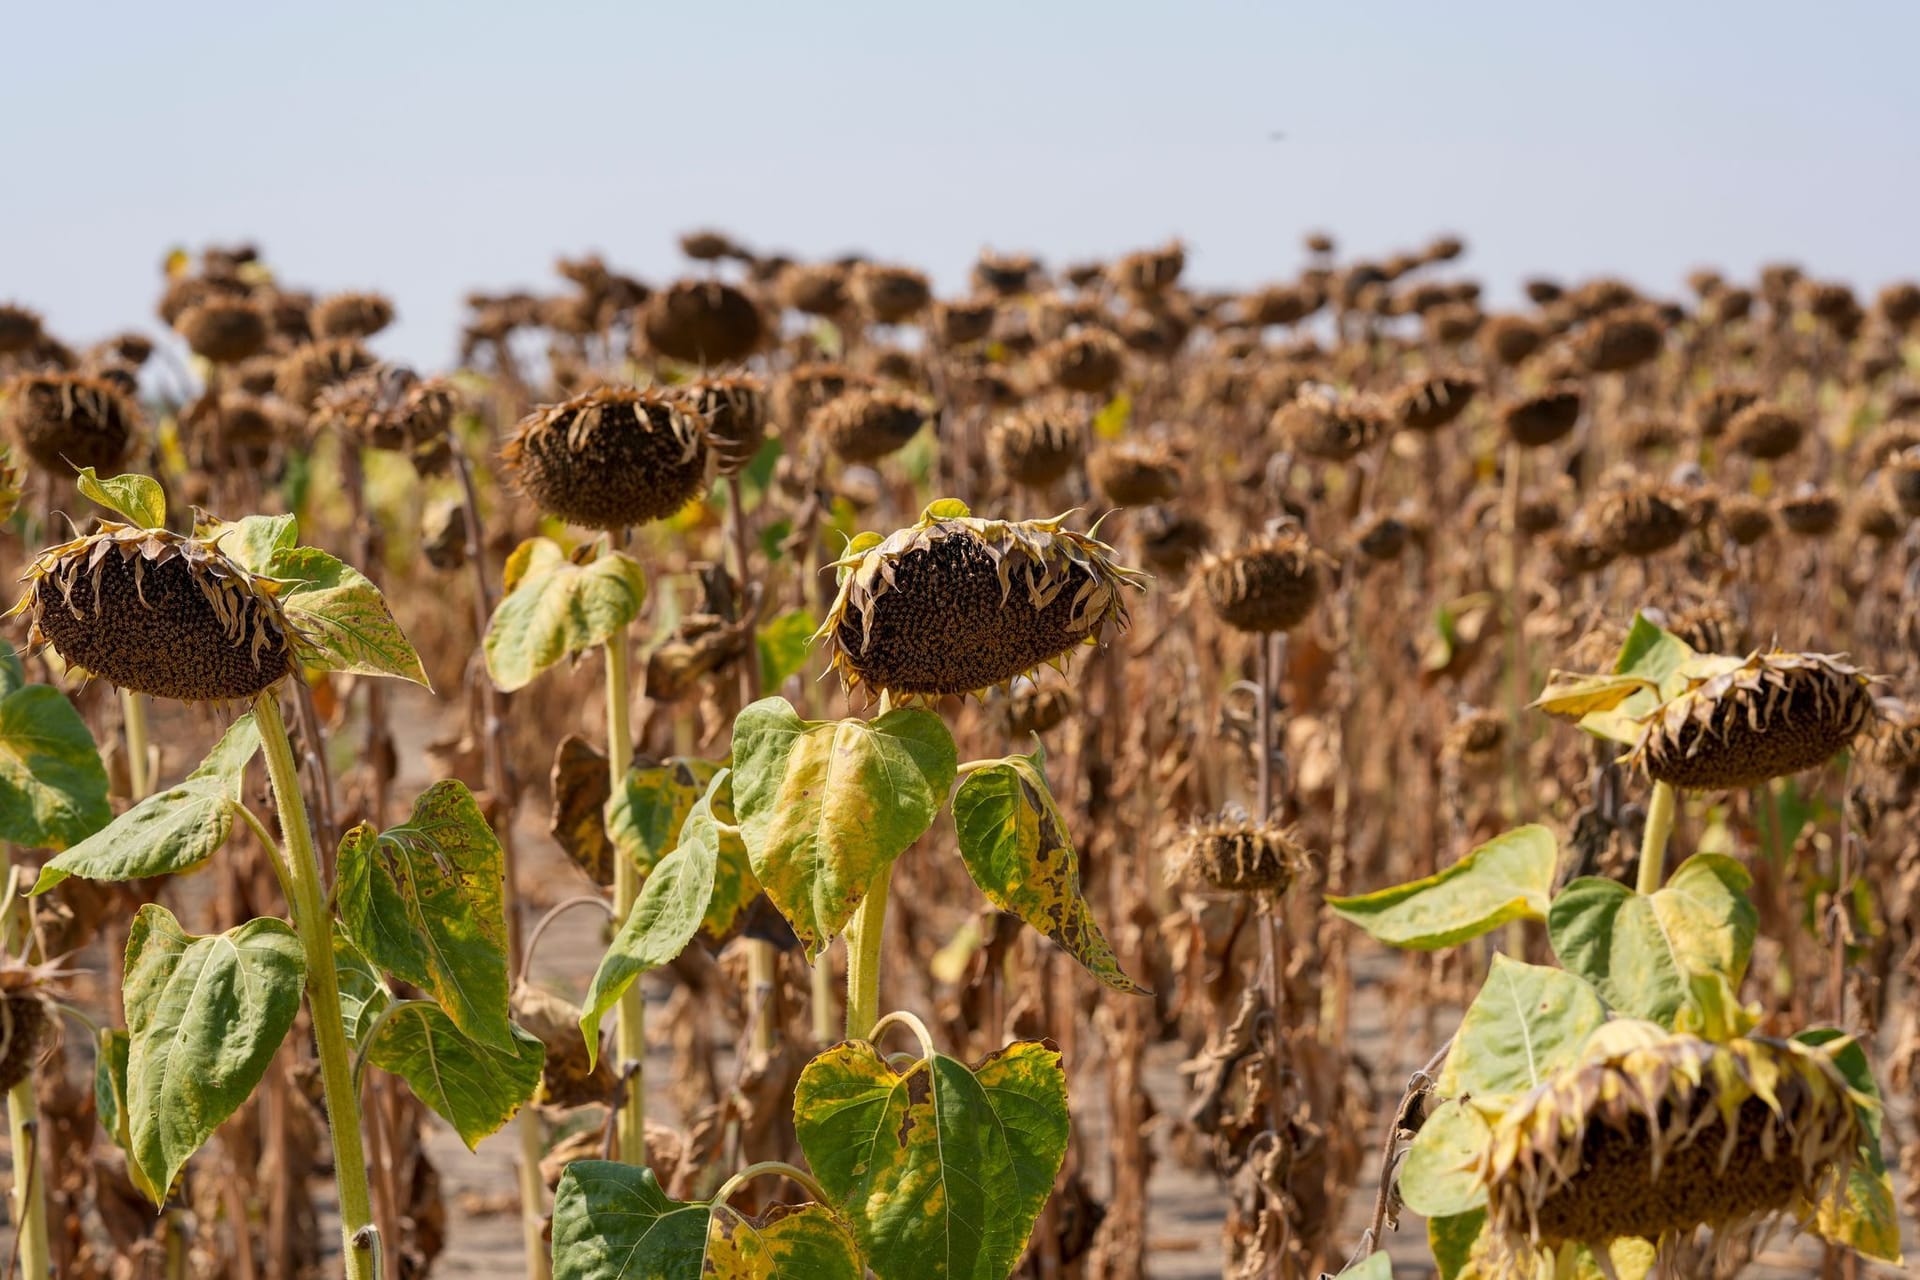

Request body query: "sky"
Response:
[3, 1, 1918, 368]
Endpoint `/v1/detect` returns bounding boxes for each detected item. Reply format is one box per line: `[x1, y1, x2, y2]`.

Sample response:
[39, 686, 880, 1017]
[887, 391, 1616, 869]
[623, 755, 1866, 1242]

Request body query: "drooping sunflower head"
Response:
[11, 523, 297, 703]
[1201, 527, 1326, 634]
[0, 954, 76, 1094]
[1171, 814, 1305, 895]
[1483, 1031, 1865, 1265]
[989, 402, 1085, 490]
[679, 374, 767, 477]
[502, 386, 708, 531]
[1629, 650, 1877, 792]
[809, 387, 929, 463]
[3, 372, 141, 474]
[818, 500, 1148, 700]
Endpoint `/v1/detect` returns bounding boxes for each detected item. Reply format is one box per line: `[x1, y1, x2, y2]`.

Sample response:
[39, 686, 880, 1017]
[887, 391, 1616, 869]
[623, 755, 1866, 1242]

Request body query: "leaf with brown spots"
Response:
[336, 779, 515, 1051]
[548, 735, 613, 886]
[951, 751, 1146, 995]
[793, 1037, 1069, 1280]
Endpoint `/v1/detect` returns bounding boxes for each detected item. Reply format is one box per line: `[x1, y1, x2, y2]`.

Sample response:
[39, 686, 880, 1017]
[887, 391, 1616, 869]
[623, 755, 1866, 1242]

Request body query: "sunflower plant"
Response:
[1327, 613, 1900, 1279]
[545, 498, 1153, 1280]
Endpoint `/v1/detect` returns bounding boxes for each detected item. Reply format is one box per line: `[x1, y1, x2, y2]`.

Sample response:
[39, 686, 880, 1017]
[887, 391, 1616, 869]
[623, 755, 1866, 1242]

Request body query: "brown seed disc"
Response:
[0, 994, 47, 1093]
[811, 388, 927, 463]
[1501, 386, 1582, 448]
[1136, 506, 1211, 575]
[1039, 330, 1126, 395]
[1728, 404, 1805, 460]
[1574, 308, 1664, 373]
[0, 305, 44, 355]
[1089, 442, 1182, 506]
[1179, 818, 1303, 894]
[1595, 487, 1690, 557]
[276, 339, 376, 410]
[990, 405, 1084, 489]
[1719, 495, 1776, 546]
[1392, 373, 1480, 432]
[1202, 533, 1321, 633]
[1777, 489, 1842, 538]
[849, 265, 931, 325]
[641, 279, 765, 364]
[683, 375, 768, 477]
[1636, 652, 1875, 791]
[312, 292, 396, 340]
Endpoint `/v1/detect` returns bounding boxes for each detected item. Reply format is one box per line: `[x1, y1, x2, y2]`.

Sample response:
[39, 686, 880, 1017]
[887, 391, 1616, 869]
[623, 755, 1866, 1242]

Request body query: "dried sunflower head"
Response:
[680, 374, 767, 477]
[0, 954, 77, 1093]
[1038, 329, 1126, 396]
[818, 500, 1146, 700]
[1171, 814, 1304, 895]
[1501, 385, 1583, 448]
[930, 297, 997, 347]
[1884, 449, 1920, 519]
[989, 403, 1085, 489]
[11, 523, 297, 702]
[276, 339, 376, 411]
[1728, 404, 1805, 460]
[1274, 386, 1387, 461]
[1573, 306, 1665, 373]
[2, 372, 140, 474]
[1444, 708, 1507, 773]
[0, 304, 43, 356]
[1630, 650, 1877, 791]
[772, 362, 871, 433]
[1006, 682, 1072, 737]
[1483, 1030, 1866, 1266]
[176, 296, 269, 364]
[1135, 505, 1211, 575]
[1392, 372, 1480, 433]
[312, 291, 396, 340]
[1593, 484, 1691, 558]
[849, 264, 931, 325]
[810, 387, 929, 463]
[1777, 485, 1842, 538]
[502, 386, 707, 530]
[641, 279, 765, 365]
[1089, 440, 1183, 507]
[1201, 528, 1325, 633]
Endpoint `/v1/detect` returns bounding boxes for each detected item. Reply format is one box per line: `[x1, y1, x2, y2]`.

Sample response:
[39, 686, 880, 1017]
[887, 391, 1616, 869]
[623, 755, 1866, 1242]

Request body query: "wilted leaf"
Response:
[1438, 955, 1605, 1103]
[1548, 854, 1756, 1025]
[0, 682, 111, 851]
[271, 546, 429, 686]
[33, 714, 258, 891]
[731, 698, 956, 960]
[366, 1001, 543, 1150]
[795, 1037, 1068, 1280]
[1801, 1029, 1903, 1264]
[484, 540, 646, 692]
[549, 735, 614, 885]
[337, 780, 514, 1050]
[550, 1162, 863, 1280]
[951, 751, 1145, 994]
[607, 757, 722, 877]
[580, 771, 730, 1066]
[123, 906, 305, 1201]
[1561, 613, 1697, 745]
[75, 467, 165, 528]
[1327, 825, 1557, 950]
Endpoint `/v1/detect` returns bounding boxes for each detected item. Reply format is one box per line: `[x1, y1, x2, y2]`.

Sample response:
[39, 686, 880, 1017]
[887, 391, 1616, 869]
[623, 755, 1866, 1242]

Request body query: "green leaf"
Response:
[1800, 1029, 1903, 1264]
[757, 607, 817, 691]
[269, 545, 429, 686]
[951, 752, 1146, 994]
[93, 1027, 132, 1149]
[0, 683, 111, 850]
[731, 698, 957, 960]
[336, 780, 514, 1051]
[123, 906, 305, 1201]
[580, 771, 731, 1067]
[1547, 854, 1756, 1025]
[1438, 955, 1605, 1103]
[76, 467, 165, 527]
[1330, 1254, 1392, 1280]
[200, 513, 297, 575]
[1398, 1099, 1491, 1218]
[1428, 1211, 1486, 1280]
[0, 639, 24, 699]
[1574, 612, 1697, 745]
[795, 1038, 1068, 1280]
[483, 541, 646, 692]
[334, 933, 391, 1052]
[606, 758, 722, 877]
[365, 1001, 543, 1150]
[1327, 825, 1557, 950]
[551, 1163, 864, 1280]
[32, 714, 258, 891]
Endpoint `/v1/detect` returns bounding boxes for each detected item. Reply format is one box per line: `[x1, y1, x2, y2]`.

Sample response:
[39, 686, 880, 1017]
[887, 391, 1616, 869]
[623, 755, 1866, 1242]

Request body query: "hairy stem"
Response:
[120, 689, 151, 802]
[606, 622, 646, 1165]
[256, 691, 377, 1280]
[1636, 780, 1678, 896]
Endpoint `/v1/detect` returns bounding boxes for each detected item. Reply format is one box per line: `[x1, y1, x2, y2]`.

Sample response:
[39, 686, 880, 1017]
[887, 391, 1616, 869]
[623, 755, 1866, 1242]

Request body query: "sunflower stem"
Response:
[1, 888, 48, 1280]
[605, 619, 647, 1165]
[120, 689, 151, 802]
[255, 691, 377, 1280]
[1636, 780, 1678, 896]
[844, 861, 892, 1042]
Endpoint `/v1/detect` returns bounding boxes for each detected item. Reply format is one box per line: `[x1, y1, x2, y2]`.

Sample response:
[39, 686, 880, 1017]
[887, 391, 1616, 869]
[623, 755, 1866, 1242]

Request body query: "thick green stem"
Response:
[3, 874, 47, 1278]
[256, 692, 377, 1280]
[810, 959, 836, 1045]
[844, 861, 893, 1042]
[1636, 781, 1678, 896]
[606, 627, 647, 1165]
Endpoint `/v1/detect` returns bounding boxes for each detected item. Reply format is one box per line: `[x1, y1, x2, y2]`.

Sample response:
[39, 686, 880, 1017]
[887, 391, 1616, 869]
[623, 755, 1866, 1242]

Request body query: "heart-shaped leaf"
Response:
[270, 545, 429, 686]
[731, 698, 957, 959]
[123, 906, 305, 1201]
[580, 770, 731, 1066]
[1328, 825, 1558, 950]
[795, 1037, 1068, 1280]
[33, 713, 258, 891]
[365, 1000, 543, 1150]
[199, 513, 297, 575]
[952, 751, 1145, 994]
[0, 679, 111, 851]
[1551, 613, 1697, 745]
[1437, 955, 1605, 1103]
[75, 467, 166, 528]
[1548, 854, 1757, 1025]
[551, 1162, 864, 1280]
[337, 780, 514, 1050]
[607, 757, 723, 877]
[483, 540, 646, 692]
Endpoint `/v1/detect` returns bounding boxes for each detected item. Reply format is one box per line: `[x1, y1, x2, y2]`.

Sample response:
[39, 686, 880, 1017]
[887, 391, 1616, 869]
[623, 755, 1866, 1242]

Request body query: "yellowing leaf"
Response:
[484, 543, 645, 692]
[1328, 825, 1558, 950]
[1438, 956, 1606, 1102]
[75, 467, 165, 528]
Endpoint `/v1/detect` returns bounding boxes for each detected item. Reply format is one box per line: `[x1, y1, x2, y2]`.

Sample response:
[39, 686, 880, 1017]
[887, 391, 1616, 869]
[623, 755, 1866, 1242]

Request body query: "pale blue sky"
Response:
[4, 1, 1917, 367]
